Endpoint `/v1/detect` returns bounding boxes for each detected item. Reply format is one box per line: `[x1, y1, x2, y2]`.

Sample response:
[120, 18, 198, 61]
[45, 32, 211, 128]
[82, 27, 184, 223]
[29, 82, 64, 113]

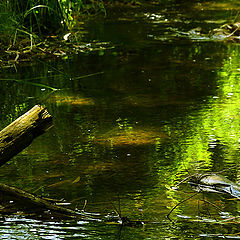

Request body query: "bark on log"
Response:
[0, 105, 53, 166]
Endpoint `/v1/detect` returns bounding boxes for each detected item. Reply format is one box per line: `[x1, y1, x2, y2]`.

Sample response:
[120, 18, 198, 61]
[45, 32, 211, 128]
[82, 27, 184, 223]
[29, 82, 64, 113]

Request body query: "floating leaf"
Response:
[72, 176, 81, 184]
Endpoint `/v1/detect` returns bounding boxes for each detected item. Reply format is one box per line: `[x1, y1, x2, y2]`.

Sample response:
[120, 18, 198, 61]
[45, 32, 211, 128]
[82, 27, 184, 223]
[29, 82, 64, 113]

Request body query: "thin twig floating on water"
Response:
[172, 174, 196, 189]
[167, 192, 200, 220]
[34, 58, 104, 81]
[0, 78, 59, 91]
[72, 71, 104, 80]
[201, 198, 222, 212]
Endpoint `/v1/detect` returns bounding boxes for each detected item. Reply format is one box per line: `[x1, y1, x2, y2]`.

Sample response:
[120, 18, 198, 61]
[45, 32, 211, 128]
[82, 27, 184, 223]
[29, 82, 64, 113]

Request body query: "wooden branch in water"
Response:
[0, 183, 82, 219]
[0, 105, 53, 166]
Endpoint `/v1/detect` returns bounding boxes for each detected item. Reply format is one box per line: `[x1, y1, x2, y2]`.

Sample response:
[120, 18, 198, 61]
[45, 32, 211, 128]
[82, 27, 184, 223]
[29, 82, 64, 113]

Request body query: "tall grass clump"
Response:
[0, 2, 19, 44]
[9, 0, 65, 35]
[0, 0, 107, 45]
[6, 0, 106, 36]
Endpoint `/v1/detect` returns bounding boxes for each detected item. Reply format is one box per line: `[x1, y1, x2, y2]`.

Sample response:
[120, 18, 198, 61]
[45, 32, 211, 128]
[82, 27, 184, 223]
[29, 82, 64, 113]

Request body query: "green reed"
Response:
[3, 0, 106, 36]
[1, 0, 140, 49]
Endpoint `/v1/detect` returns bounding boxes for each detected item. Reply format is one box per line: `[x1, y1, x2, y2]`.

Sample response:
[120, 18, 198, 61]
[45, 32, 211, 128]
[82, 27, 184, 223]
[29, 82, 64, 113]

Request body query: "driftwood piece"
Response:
[0, 183, 83, 219]
[0, 105, 53, 166]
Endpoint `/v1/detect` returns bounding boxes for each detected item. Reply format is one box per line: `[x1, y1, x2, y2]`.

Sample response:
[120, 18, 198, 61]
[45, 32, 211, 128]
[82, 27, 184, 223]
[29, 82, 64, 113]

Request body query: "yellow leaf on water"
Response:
[72, 176, 81, 184]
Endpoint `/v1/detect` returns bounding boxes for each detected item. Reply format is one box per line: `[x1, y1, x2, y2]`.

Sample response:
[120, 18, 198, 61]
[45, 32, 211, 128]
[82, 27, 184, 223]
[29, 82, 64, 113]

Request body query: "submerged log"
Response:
[0, 183, 82, 219]
[0, 105, 53, 166]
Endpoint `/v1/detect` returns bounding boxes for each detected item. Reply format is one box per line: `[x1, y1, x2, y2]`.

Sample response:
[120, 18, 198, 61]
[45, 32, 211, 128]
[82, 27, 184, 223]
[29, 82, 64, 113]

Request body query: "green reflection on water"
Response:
[164, 46, 240, 232]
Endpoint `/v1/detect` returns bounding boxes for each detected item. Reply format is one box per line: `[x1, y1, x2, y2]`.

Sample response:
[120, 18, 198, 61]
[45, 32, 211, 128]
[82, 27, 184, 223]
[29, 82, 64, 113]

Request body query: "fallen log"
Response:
[0, 105, 87, 220]
[0, 105, 53, 166]
[0, 183, 84, 219]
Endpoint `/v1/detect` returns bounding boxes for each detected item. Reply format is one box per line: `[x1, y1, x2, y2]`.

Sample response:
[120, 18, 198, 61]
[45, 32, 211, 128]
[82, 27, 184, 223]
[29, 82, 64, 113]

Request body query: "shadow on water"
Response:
[1, 0, 240, 239]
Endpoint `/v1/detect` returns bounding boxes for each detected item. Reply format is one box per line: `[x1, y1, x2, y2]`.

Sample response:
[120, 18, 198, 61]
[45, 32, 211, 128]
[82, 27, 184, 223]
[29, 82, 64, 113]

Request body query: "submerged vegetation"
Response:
[96, 127, 168, 146]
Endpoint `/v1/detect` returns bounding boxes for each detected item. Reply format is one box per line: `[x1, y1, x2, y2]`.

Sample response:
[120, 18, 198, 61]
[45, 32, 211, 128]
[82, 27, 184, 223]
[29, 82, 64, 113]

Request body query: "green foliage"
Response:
[0, 3, 17, 41]
[0, 0, 107, 49]
[8, 0, 64, 35]
[5, 0, 107, 35]
[0, 0, 145, 49]
[62, 0, 106, 16]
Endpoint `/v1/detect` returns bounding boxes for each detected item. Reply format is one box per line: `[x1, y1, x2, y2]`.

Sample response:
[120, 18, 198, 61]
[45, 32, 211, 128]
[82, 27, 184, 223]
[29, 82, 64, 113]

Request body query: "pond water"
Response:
[1, 0, 240, 239]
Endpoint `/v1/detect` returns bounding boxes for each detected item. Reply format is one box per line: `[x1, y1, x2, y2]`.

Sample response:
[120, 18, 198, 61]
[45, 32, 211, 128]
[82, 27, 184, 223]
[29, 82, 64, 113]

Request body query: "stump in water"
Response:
[0, 105, 53, 166]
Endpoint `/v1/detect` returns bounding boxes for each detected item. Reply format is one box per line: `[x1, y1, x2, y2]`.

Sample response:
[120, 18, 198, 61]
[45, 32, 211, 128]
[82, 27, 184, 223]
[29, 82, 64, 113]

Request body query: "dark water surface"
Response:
[1, 1, 240, 239]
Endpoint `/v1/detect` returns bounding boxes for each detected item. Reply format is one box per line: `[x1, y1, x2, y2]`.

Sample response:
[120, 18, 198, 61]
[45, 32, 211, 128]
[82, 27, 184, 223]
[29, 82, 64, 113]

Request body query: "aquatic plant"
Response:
[0, 3, 17, 43]
[3, 0, 107, 36]
[0, 0, 107, 65]
[7, 0, 64, 35]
